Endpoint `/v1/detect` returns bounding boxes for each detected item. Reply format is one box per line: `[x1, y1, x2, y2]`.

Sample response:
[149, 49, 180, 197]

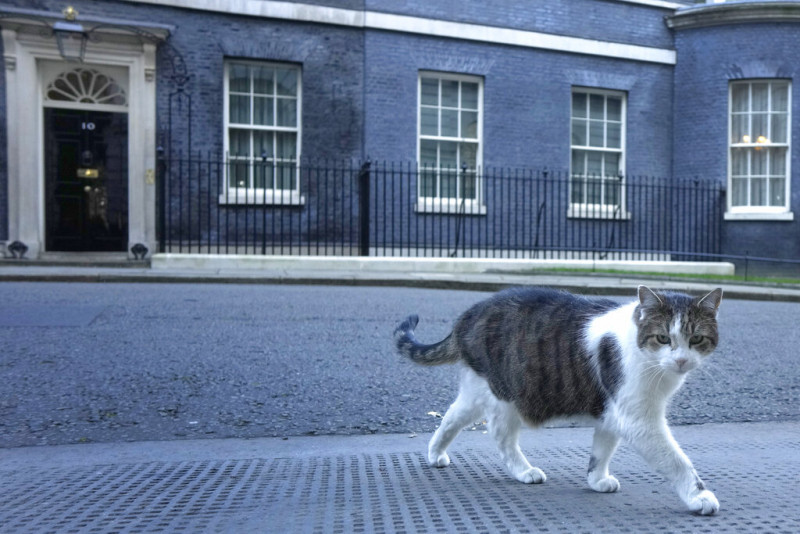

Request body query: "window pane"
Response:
[586, 177, 602, 204]
[277, 97, 297, 127]
[462, 82, 479, 110]
[589, 121, 604, 147]
[771, 113, 787, 144]
[421, 107, 438, 136]
[752, 148, 767, 175]
[607, 97, 622, 122]
[276, 68, 298, 96]
[420, 169, 436, 197]
[604, 153, 620, 177]
[571, 119, 587, 146]
[460, 142, 477, 170]
[440, 170, 457, 198]
[571, 176, 585, 204]
[771, 147, 787, 175]
[731, 178, 747, 206]
[604, 175, 621, 206]
[229, 64, 249, 93]
[750, 177, 767, 206]
[229, 95, 250, 124]
[276, 132, 297, 160]
[461, 111, 478, 139]
[229, 160, 249, 188]
[441, 80, 459, 107]
[751, 83, 769, 112]
[770, 178, 785, 207]
[771, 83, 789, 112]
[253, 96, 273, 126]
[589, 94, 605, 120]
[572, 93, 587, 118]
[571, 150, 586, 175]
[253, 130, 273, 159]
[440, 109, 458, 137]
[420, 139, 438, 167]
[253, 66, 274, 95]
[252, 131, 274, 190]
[276, 164, 295, 190]
[607, 123, 621, 149]
[731, 148, 748, 176]
[731, 84, 748, 112]
[731, 115, 748, 144]
[421, 78, 438, 106]
[751, 113, 769, 141]
[587, 151, 603, 176]
[439, 141, 457, 170]
[461, 172, 477, 200]
[253, 164, 270, 189]
[276, 134, 296, 190]
[229, 129, 250, 157]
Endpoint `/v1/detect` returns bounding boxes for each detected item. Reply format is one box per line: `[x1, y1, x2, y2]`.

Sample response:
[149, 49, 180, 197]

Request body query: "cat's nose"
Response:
[675, 358, 688, 370]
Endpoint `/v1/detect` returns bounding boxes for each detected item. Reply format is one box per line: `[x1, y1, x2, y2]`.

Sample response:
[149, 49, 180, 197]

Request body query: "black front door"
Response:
[44, 108, 128, 252]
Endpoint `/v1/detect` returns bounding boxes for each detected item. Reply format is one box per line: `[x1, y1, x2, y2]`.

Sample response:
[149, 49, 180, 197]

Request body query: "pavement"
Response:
[2, 255, 800, 533]
[3, 253, 800, 301]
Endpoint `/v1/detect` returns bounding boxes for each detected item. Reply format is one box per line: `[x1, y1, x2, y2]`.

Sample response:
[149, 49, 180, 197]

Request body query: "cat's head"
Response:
[634, 286, 722, 375]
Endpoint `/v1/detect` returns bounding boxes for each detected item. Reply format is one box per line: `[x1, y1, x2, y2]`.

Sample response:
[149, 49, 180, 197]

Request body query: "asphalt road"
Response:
[1, 282, 798, 448]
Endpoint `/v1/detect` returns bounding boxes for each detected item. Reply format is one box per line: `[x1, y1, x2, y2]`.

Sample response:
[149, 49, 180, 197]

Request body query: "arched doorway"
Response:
[43, 67, 129, 252]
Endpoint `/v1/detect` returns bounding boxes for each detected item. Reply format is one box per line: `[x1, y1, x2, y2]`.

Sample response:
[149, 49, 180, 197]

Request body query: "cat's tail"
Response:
[394, 315, 460, 366]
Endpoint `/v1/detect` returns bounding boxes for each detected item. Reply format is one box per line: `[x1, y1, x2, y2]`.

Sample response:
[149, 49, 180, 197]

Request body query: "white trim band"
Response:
[129, 0, 677, 65]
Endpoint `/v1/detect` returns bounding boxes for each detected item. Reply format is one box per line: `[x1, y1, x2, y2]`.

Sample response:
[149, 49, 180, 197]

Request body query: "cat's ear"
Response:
[696, 288, 723, 313]
[637, 285, 663, 307]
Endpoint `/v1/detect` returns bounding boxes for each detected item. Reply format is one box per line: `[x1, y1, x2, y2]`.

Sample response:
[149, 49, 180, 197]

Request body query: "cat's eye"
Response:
[689, 334, 704, 345]
[656, 334, 670, 345]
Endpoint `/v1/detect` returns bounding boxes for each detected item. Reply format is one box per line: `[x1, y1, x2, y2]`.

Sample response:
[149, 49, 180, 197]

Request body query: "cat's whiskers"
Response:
[641, 361, 664, 387]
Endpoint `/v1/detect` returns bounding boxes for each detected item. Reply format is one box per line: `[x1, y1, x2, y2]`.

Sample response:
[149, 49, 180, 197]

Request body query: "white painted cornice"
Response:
[615, 0, 687, 8]
[667, 1, 800, 29]
[125, 0, 677, 65]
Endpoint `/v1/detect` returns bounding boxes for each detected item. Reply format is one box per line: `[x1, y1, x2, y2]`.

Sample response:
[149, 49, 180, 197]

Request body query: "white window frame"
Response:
[221, 60, 303, 206]
[416, 71, 485, 214]
[725, 79, 793, 221]
[569, 87, 628, 220]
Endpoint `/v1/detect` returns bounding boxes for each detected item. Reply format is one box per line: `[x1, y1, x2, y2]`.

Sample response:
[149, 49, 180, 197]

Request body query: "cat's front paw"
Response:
[428, 452, 450, 468]
[588, 475, 620, 493]
[687, 490, 719, 516]
[514, 467, 546, 484]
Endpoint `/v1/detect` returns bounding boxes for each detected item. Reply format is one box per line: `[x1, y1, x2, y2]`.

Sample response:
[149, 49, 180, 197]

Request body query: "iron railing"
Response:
[157, 157, 725, 261]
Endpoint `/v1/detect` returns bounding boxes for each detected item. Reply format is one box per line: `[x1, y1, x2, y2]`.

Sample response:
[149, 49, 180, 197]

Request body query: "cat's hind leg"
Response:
[587, 426, 621, 493]
[486, 398, 546, 484]
[427, 369, 484, 468]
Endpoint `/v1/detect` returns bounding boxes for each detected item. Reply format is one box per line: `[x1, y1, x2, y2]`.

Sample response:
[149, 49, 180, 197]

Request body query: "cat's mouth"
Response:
[673, 361, 695, 374]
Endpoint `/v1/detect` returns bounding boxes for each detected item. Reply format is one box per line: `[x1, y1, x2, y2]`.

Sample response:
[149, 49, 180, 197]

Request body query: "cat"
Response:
[394, 285, 723, 515]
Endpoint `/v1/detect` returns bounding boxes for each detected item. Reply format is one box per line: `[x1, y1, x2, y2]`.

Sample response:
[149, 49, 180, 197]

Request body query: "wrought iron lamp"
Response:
[53, 6, 86, 62]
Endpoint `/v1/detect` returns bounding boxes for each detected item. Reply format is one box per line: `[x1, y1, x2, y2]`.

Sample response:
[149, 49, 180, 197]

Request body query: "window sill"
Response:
[724, 211, 794, 221]
[567, 205, 631, 220]
[415, 200, 487, 215]
[218, 192, 306, 206]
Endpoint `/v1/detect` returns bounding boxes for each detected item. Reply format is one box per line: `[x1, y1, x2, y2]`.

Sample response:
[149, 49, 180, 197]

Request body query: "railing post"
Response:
[358, 159, 372, 256]
[156, 145, 166, 253]
[745, 251, 750, 281]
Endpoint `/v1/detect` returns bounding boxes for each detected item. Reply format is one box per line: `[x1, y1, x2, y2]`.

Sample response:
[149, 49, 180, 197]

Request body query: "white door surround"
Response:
[1, 8, 171, 258]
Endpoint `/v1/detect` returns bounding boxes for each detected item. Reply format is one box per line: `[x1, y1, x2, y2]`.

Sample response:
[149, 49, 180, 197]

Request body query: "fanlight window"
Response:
[46, 68, 127, 106]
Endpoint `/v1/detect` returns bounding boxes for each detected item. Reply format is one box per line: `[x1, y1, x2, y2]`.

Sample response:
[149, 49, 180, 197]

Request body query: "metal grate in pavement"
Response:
[1, 439, 798, 533]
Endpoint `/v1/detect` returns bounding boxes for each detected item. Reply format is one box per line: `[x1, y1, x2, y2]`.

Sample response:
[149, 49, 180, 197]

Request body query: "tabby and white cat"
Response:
[394, 286, 723, 515]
